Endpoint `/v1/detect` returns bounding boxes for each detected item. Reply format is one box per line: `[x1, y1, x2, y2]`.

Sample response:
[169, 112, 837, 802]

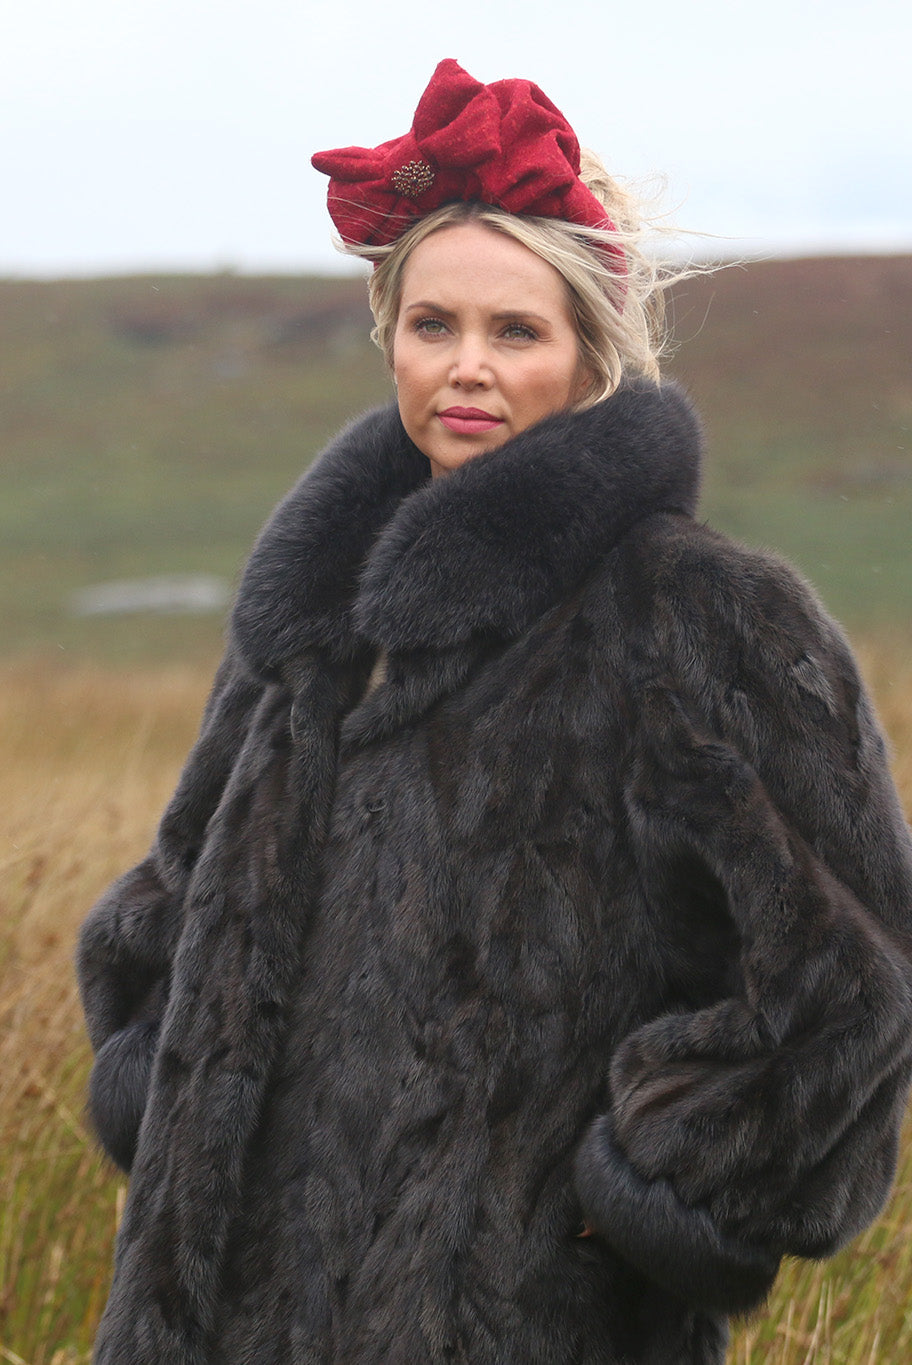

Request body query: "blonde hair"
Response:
[337, 149, 692, 405]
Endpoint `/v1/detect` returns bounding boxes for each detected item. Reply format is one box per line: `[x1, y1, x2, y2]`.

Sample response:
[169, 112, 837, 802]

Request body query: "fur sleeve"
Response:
[575, 523, 912, 1313]
[76, 645, 264, 1169]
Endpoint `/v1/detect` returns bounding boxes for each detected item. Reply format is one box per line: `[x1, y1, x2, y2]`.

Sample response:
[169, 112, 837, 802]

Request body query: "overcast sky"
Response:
[3, 0, 910, 277]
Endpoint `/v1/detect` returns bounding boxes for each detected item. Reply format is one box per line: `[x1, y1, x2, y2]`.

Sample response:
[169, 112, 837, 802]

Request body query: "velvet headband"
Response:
[311, 58, 621, 257]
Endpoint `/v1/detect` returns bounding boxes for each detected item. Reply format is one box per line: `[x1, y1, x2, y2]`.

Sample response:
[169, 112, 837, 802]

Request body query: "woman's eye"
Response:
[414, 317, 448, 336]
[501, 322, 538, 341]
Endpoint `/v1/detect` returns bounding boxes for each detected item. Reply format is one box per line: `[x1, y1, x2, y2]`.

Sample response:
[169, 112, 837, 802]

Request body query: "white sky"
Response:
[3, 0, 910, 276]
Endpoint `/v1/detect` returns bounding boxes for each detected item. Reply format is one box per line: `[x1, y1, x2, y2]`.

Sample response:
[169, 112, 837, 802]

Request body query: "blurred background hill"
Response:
[2, 253, 910, 666]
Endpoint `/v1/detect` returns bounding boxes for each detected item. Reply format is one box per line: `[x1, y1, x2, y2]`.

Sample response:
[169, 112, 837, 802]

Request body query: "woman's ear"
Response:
[572, 362, 598, 407]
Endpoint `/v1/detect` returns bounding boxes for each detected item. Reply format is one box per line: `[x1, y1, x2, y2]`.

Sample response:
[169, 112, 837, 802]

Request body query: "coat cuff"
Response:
[88, 1019, 160, 1173]
[574, 1113, 780, 1314]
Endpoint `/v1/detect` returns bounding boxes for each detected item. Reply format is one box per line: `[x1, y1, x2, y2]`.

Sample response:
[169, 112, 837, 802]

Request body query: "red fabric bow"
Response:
[311, 59, 619, 255]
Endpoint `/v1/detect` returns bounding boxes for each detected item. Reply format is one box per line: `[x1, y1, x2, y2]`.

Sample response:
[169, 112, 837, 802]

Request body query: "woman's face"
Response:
[393, 222, 589, 478]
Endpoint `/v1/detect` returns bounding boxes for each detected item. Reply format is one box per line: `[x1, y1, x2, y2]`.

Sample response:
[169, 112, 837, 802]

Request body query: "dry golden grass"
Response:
[1, 642, 910, 1363]
[0, 658, 211, 1363]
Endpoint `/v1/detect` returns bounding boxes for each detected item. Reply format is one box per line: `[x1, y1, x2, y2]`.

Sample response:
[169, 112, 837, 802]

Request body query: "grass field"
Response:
[1, 642, 911, 1363]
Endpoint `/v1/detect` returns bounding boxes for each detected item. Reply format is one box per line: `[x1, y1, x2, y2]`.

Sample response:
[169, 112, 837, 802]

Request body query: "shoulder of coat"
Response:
[603, 512, 857, 689]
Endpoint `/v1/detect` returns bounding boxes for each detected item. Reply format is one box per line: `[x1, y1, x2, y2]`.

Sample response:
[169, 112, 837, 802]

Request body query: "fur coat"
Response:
[78, 379, 912, 1365]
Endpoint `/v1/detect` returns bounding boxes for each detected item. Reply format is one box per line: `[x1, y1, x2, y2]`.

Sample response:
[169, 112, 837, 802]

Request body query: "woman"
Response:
[78, 60, 912, 1364]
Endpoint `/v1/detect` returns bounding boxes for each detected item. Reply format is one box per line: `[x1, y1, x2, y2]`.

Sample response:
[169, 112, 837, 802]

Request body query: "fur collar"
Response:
[231, 378, 702, 676]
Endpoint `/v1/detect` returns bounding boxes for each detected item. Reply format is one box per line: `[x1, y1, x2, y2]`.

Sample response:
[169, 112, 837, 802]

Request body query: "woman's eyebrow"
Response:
[401, 299, 456, 316]
[401, 301, 551, 327]
[490, 311, 550, 326]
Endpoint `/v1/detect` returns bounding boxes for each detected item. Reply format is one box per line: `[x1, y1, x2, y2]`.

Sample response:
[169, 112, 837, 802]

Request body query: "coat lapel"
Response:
[230, 378, 702, 739]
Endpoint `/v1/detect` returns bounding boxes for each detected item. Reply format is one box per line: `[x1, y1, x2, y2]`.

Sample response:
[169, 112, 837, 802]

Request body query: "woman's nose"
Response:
[449, 337, 492, 389]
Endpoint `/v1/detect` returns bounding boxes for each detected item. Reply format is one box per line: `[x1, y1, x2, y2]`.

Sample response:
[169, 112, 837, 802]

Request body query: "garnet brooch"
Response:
[391, 160, 435, 198]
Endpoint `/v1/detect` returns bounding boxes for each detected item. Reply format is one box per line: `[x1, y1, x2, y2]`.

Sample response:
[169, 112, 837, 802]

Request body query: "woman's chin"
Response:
[425, 432, 512, 478]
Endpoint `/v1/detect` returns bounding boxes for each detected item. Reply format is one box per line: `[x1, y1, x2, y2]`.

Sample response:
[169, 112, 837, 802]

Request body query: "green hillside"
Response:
[2, 257, 909, 662]
[669, 256, 912, 630]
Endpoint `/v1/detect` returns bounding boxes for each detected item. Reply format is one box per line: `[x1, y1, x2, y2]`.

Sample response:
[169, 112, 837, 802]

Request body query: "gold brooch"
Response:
[391, 160, 435, 198]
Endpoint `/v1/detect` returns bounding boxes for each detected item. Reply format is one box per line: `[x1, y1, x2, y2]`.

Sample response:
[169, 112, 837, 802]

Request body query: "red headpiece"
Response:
[311, 59, 621, 261]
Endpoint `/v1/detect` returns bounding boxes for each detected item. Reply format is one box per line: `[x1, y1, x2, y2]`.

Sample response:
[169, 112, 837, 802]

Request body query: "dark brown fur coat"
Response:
[78, 380, 912, 1364]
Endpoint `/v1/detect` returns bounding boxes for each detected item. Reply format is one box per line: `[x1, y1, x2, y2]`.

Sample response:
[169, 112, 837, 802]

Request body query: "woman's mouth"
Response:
[438, 407, 504, 434]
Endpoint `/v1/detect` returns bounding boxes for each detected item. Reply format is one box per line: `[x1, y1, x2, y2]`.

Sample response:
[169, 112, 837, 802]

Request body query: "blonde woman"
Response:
[79, 60, 912, 1365]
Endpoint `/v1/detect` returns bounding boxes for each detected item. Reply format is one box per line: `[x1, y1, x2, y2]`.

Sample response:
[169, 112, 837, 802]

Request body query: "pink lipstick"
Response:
[438, 407, 504, 434]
